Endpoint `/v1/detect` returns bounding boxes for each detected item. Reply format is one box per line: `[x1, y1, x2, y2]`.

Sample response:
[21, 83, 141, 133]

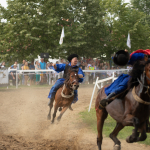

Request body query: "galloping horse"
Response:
[47, 68, 79, 123]
[95, 60, 150, 150]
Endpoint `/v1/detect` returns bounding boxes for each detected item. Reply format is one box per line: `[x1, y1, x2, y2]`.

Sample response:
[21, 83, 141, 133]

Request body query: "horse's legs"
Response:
[96, 108, 108, 150]
[109, 123, 124, 150]
[57, 106, 69, 121]
[51, 104, 58, 124]
[123, 116, 140, 143]
[137, 122, 147, 141]
[47, 98, 54, 120]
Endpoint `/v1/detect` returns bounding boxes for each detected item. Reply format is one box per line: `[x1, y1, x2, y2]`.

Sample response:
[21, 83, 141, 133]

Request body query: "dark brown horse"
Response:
[47, 68, 79, 123]
[95, 60, 150, 150]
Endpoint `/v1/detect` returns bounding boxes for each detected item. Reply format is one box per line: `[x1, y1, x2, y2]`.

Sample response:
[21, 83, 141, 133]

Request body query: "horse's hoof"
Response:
[113, 144, 121, 150]
[126, 136, 135, 143]
[57, 117, 61, 122]
[69, 105, 73, 111]
[47, 115, 51, 120]
[51, 120, 54, 124]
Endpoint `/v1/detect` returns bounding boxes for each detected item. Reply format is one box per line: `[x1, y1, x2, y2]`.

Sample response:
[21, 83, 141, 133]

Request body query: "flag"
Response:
[59, 27, 65, 45]
[127, 32, 131, 48]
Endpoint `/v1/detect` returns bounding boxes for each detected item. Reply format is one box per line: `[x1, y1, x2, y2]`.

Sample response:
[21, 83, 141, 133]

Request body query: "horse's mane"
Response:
[128, 60, 150, 89]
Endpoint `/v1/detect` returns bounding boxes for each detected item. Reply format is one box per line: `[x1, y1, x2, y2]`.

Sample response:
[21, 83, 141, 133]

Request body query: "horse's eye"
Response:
[71, 75, 73, 78]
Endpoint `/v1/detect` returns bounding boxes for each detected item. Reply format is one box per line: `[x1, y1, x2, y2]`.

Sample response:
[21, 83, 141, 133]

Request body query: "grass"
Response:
[79, 108, 150, 145]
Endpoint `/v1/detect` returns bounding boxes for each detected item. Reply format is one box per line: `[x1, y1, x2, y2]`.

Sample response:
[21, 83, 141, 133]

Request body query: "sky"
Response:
[0, 0, 131, 8]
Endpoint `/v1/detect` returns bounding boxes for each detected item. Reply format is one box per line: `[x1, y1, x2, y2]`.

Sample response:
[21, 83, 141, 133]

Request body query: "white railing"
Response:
[88, 72, 120, 112]
[4, 69, 129, 90]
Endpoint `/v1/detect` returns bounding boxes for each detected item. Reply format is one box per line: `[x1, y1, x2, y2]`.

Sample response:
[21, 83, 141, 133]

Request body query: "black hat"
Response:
[67, 54, 78, 62]
[113, 50, 130, 66]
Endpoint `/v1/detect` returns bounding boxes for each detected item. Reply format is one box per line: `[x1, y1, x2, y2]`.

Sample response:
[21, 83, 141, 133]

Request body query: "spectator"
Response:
[23, 61, 29, 85]
[89, 62, 95, 84]
[21, 60, 26, 70]
[40, 58, 46, 84]
[82, 62, 85, 70]
[0, 62, 5, 68]
[35, 61, 41, 85]
[29, 61, 35, 85]
[83, 57, 86, 63]
[48, 62, 54, 84]
[84, 62, 89, 84]
[9, 64, 20, 86]
[21, 60, 26, 85]
[10, 61, 18, 69]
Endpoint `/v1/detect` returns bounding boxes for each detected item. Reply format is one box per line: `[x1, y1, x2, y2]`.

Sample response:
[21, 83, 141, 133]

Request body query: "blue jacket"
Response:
[105, 74, 130, 96]
[54, 63, 84, 83]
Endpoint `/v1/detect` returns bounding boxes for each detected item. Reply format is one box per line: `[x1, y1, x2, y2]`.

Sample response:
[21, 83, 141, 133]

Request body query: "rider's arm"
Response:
[78, 68, 85, 83]
[53, 63, 66, 73]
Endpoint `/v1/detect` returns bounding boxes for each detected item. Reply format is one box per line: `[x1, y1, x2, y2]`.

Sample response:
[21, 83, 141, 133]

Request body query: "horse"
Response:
[47, 68, 79, 124]
[95, 60, 150, 150]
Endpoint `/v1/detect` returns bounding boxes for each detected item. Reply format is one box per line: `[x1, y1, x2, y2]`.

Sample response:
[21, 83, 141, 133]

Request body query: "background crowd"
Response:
[4, 57, 129, 86]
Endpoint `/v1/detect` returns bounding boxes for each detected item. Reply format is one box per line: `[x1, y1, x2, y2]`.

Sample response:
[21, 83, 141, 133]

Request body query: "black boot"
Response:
[99, 92, 116, 109]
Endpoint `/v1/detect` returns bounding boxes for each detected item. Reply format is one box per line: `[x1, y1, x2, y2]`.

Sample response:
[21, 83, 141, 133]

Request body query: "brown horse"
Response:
[47, 68, 79, 123]
[95, 60, 150, 150]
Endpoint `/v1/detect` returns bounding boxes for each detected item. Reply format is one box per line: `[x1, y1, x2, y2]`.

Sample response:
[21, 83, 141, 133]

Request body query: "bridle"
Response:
[61, 71, 79, 98]
[137, 67, 150, 98]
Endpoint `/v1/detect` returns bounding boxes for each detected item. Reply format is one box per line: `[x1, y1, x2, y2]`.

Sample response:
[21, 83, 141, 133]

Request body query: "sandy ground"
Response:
[0, 85, 150, 150]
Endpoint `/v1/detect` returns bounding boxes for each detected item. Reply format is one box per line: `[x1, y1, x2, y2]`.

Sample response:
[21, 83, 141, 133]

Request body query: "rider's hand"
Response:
[78, 74, 83, 78]
[125, 49, 128, 52]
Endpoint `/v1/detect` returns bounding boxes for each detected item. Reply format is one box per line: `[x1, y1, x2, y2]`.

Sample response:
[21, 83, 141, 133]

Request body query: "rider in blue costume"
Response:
[48, 54, 84, 106]
[99, 49, 149, 108]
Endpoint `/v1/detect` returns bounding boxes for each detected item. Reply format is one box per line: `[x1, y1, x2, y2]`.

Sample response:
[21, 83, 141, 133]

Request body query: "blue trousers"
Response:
[48, 78, 78, 103]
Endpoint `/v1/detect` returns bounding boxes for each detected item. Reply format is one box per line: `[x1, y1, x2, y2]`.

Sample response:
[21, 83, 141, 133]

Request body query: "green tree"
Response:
[0, 0, 107, 62]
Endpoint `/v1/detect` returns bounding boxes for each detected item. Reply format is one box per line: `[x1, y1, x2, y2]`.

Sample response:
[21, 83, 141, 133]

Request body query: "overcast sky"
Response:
[0, 0, 131, 8]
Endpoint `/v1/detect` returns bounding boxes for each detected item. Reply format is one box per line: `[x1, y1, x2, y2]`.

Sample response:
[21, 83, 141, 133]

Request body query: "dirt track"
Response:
[0, 85, 150, 150]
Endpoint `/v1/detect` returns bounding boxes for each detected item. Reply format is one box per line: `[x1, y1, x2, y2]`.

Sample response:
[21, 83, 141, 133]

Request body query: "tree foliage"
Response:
[0, 0, 150, 63]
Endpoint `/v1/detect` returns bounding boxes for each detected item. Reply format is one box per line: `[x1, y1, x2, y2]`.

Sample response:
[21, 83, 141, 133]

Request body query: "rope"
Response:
[61, 84, 74, 98]
[132, 86, 150, 105]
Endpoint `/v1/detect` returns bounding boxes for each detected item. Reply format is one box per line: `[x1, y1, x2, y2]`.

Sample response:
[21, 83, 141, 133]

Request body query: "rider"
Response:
[48, 54, 84, 106]
[99, 49, 150, 109]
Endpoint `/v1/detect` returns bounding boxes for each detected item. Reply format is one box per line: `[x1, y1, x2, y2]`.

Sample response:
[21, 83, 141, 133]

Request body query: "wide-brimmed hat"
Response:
[113, 50, 130, 66]
[67, 54, 78, 62]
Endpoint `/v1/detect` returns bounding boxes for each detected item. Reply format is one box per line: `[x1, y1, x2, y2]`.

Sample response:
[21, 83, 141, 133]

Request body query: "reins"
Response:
[132, 86, 150, 105]
[134, 66, 150, 104]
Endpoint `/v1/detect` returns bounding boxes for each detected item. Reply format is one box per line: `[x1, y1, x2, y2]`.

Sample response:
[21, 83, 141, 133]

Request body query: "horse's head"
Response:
[66, 68, 79, 90]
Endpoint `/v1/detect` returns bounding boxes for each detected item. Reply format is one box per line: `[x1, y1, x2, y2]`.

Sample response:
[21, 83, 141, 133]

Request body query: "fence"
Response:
[0, 69, 129, 89]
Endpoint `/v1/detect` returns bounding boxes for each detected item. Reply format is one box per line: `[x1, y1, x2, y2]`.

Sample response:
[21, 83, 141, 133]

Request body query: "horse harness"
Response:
[133, 68, 150, 105]
[61, 84, 74, 98]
